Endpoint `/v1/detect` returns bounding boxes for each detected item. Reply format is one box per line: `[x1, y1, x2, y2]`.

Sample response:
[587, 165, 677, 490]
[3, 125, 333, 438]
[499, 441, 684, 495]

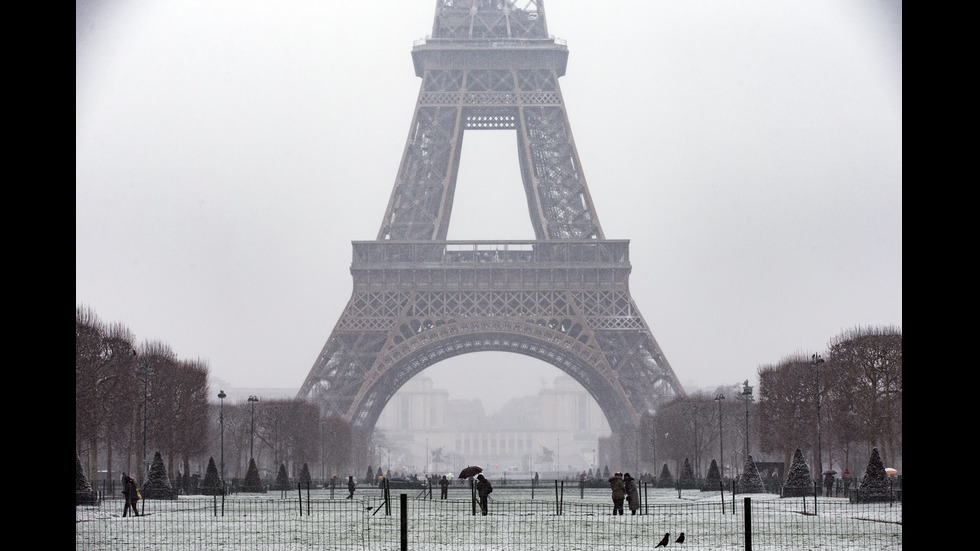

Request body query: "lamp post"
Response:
[218, 390, 226, 483]
[715, 394, 725, 480]
[811, 353, 825, 483]
[741, 380, 753, 460]
[248, 395, 259, 460]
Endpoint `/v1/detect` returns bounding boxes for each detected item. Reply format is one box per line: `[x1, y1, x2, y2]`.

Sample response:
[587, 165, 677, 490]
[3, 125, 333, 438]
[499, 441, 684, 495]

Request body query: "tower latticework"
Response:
[298, 0, 685, 449]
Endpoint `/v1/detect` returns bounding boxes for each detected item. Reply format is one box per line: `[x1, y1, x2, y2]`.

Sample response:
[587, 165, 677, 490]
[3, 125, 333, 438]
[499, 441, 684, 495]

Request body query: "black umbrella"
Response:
[458, 466, 483, 479]
[823, 469, 838, 475]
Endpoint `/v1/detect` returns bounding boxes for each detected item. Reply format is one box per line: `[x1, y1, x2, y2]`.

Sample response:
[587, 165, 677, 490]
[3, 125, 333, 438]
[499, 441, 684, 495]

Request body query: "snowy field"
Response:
[75, 486, 902, 550]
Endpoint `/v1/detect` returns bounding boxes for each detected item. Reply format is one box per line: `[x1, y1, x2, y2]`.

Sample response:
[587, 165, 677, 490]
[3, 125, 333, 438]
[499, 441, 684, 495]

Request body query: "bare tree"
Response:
[173, 358, 210, 485]
[254, 398, 321, 477]
[827, 326, 902, 468]
[76, 307, 139, 484]
[758, 354, 816, 471]
[322, 415, 353, 477]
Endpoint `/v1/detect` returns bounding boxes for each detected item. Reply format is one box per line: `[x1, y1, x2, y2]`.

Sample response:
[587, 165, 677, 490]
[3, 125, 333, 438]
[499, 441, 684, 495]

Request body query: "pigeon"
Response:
[655, 532, 670, 547]
[676, 532, 685, 544]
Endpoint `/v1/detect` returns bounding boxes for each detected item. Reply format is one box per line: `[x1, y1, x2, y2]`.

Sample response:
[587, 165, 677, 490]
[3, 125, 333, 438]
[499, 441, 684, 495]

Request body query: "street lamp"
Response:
[811, 353, 825, 483]
[741, 380, 753, 460]
[714, 394, 725, 480]
[218, 390, 226, 484]
[248, 395, 259, 460]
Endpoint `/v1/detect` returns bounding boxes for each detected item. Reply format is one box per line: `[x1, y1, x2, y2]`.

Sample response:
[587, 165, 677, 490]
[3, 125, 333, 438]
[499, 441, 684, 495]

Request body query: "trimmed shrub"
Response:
[704, 459, 722, 490]
[76, 453, 97, 505]
[200, 457, 223, 496]
[782, 448, 814, 498]
[854, 447, 893, 503]
[739, 455, 767, 494]
[657, 463, 675, 488]
[274, 463, 291, 491]
[241, 458, 266, 493]
[677, 458, 697, 489]
[144, 451, 177, 500]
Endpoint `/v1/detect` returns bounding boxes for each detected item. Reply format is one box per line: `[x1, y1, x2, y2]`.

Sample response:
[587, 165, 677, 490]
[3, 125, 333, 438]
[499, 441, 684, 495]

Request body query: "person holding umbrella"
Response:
[475, 474, 493, 515]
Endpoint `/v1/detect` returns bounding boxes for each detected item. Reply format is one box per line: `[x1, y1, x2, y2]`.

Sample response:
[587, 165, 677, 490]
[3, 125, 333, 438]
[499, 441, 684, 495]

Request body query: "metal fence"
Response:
[76, 486, 902, 550]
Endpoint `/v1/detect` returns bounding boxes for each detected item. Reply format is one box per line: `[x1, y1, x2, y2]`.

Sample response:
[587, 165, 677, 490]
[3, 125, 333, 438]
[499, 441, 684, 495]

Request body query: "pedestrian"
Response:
[608, 471, 625, 515]
[439, 475, 449, 499]
[623, 472, 640, 515]
[823, 472, 835, 497]
[476, 473, 493, 515]
[121, 473, 140, 517]
[346, 475, 356, 499]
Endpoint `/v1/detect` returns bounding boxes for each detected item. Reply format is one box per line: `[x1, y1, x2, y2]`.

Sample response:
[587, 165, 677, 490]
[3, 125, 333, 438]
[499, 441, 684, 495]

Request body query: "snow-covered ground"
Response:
[75, 486, 902, 550]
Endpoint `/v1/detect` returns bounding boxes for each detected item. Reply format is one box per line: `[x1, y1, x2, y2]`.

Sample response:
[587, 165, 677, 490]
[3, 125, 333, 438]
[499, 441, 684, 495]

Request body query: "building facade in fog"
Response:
[374, 375, 611, 477]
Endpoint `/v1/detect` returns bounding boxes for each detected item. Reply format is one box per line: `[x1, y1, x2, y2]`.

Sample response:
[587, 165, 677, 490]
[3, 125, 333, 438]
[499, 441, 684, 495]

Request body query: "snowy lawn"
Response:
[75, 487, 901, 550]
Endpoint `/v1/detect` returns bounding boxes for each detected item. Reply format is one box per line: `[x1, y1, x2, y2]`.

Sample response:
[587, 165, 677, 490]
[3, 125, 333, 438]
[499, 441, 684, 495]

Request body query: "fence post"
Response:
[744, 497, 752, 551]
[385, 478, 392, 516]
[400, 493, 408, 551]
[560, 480, 564, 515]
[297, 483, 303, 516]
[471, 479, 477, 516]
[719, 480, 725, 515]
[731, 480, 736, 514]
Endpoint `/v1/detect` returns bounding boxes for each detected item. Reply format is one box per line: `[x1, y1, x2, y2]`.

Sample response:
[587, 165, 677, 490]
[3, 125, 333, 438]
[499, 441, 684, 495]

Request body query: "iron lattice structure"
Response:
[298, 0, 685, 439]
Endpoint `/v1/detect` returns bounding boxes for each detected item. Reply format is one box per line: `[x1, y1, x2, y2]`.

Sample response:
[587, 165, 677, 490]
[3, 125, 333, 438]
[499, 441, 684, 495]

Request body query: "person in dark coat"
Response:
[346, 476, 356, 499]
[624, 472, 640, 515]
[823, 472, 835, 497]
[121, 473, 139, 517]
[475, 474, 493, 515]
[608, 471, 625, 515]
[439, 475, 450, 499]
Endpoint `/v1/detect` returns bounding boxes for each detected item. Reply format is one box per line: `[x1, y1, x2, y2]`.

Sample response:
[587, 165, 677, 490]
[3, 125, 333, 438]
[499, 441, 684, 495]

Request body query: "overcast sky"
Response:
[76, 0, 902, 413]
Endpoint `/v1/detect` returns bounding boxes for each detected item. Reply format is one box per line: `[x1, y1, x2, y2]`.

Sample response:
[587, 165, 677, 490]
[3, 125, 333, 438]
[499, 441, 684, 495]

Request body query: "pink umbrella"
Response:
[885, 468, 897, 475]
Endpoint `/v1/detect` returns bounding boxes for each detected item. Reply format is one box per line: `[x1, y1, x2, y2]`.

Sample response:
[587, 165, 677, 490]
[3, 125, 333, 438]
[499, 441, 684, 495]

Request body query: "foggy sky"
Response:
[76, 1, 902, 412]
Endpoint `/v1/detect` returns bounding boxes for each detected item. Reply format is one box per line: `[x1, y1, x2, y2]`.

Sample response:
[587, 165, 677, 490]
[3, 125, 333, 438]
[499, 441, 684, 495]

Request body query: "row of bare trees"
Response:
[214, 398, 356, 481]
[77, 306, 361, 487]
[76, 306, 210, 486]
[635, 326, 901, 479]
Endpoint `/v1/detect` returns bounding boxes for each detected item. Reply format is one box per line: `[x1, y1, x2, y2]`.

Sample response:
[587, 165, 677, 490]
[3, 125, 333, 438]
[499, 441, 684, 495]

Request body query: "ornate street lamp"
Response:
[741, 380, 753, 460]
[218, 390, 226, 483]
[714, 394, 725, 480]
[248, 395, 260, 460]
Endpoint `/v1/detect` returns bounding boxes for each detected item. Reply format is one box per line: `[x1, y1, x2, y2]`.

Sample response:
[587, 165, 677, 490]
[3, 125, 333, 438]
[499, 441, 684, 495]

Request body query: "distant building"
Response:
[375, 375, 610, 476]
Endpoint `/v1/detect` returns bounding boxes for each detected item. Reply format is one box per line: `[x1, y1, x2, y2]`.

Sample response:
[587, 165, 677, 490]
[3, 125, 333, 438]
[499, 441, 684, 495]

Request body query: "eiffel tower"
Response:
[298, 0, 685, 456]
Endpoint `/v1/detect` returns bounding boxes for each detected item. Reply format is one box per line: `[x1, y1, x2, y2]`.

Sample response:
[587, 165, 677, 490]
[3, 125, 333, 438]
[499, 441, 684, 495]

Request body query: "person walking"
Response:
[121, 473, 140, 517]
[823, 472, 835, 497]
[608, 471, 625, 515]
[475, 474, 493, 515]
[346, 475, 356, 499]
[439, 475, 450, 499]
[624, 472, 640, 515]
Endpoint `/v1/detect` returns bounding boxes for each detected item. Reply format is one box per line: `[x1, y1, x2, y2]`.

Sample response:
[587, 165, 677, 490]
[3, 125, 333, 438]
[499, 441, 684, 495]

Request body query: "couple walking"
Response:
[608, 471, 640, 515]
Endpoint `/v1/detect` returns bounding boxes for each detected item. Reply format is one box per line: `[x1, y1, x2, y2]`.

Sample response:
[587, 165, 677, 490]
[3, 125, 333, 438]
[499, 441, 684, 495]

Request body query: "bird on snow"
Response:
[675, 532, 685, 544]
[655, 532, 670, 547]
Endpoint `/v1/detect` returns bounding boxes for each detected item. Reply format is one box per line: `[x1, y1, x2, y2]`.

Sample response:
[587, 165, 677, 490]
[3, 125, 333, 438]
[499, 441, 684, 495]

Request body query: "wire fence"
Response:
[76, 486, 902, 550]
